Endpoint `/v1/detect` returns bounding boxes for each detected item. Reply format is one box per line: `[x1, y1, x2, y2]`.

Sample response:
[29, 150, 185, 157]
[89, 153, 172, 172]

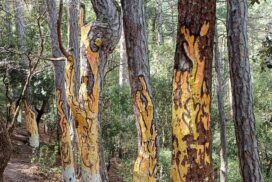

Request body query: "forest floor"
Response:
[3, 125, 62, 182]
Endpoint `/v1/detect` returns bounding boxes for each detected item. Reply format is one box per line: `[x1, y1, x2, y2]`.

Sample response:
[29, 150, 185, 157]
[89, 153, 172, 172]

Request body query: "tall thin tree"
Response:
[171, 0, 216, 181]
[46, 0, 76, 181]
[215, 22, 228, 182]
[227, 0, 264, 181]
[121, 0, 159, 180]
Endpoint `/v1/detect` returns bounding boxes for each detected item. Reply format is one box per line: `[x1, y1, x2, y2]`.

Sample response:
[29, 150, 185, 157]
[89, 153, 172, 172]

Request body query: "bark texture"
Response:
[121, 0, 159, 181]
[46, 0, 76, 181]
[68, 0, 80, 97]
[0, 121, 12, 182]
[58, 0, 121, 181]
[171, 1, 216, 181]
[227, 0, 263, 181]
[214, 23, 228, 182]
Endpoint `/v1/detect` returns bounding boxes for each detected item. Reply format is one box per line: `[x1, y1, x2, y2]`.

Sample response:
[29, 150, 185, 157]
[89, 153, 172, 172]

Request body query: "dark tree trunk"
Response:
[227, 0, 264, 181]
[215, 23, 228, 182]
[171, 0, 216, 181]
[46, 0, 76, 181]
[68, 0, 80, 97]
[121, 0, 159, 180]
[0, 121, 12, 182]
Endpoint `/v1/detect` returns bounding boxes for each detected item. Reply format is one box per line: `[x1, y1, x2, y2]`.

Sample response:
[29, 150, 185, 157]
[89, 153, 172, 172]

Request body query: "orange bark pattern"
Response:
[56, 89, 74, 169]
[133, 76, 157, 182]
[65, 53, 100, 175]
[24, 100, 39, 147]
[171, 22, 213, 181]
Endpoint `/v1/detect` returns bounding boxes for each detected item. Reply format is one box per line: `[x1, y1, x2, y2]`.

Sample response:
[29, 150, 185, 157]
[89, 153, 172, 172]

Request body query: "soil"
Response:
[3, 125, 62, 182]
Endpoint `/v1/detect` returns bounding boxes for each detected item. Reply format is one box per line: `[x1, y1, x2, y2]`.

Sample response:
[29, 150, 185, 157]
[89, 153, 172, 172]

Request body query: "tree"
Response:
[121, 0, 159, 180]
[58, 0, 121, 180]
[13, 0, 39, 147]
[119, 18, 129, 86]
[0, 121, 12, 182]
[214, 22, 228, 182]
[155, 0, 164, 45]
[46, 0, 76, 181]
[227, 0, 264, 181]
[171, 0, 216, 181]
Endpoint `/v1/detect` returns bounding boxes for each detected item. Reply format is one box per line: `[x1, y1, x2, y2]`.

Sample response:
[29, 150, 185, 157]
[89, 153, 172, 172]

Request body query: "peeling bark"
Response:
[121, 0, 159, 180]
[227, 0, 264, 181]
[171, 1, 215, 181]
[57, 0, 121, 181]
[46, 0, 76, 181]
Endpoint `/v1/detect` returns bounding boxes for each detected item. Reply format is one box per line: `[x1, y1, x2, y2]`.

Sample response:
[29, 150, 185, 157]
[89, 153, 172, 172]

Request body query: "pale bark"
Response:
[227, 0, 263, 181]
[215, 23, 228, 182]
[119, 18, 129, 86]
[46, 0, 76, 181]
[121, 0, 159, 180]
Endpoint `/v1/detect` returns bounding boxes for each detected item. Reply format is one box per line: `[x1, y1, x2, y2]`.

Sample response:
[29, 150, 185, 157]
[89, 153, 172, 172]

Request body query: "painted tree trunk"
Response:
[46, 0, 76, 181]
[214, 23, 228, 182]
[24, 100, 39, 147]
[227, 0, 264, 181]
[171, 1, 216, 181]
[13, 0, 39, 147]
[0, 121, 12, 182]
[57, 0, 121, 180]
[121, 0, 159, 181]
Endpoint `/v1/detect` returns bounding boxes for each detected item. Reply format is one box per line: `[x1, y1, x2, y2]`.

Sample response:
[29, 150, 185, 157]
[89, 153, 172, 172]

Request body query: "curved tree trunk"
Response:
[171, 0, 216, 181]
[227, 0, 263, 181]
[0, 121, 12, 182]
[121, 0, 159, 181]
[46, 0, 76, 181]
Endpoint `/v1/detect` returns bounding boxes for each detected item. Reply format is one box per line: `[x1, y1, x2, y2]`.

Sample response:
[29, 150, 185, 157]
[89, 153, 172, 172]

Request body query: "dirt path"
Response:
[3, 127, 62, 182]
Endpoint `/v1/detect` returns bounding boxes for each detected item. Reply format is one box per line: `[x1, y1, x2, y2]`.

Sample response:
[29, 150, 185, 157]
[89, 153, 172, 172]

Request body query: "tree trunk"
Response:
[156, 0, 163, 45]
[121, 0, 159, 181]
[214, 23, 228, 182]
[227, 0, 264, 181]
[119, 18, 129, 86]
[13, 0, 39, 148]
[68, 0, 80, 97]
[0, 121, 12, 182]
[171, 1, 216, 181]
[46, 0, 76, 181]
[57, 0, 121, 181]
